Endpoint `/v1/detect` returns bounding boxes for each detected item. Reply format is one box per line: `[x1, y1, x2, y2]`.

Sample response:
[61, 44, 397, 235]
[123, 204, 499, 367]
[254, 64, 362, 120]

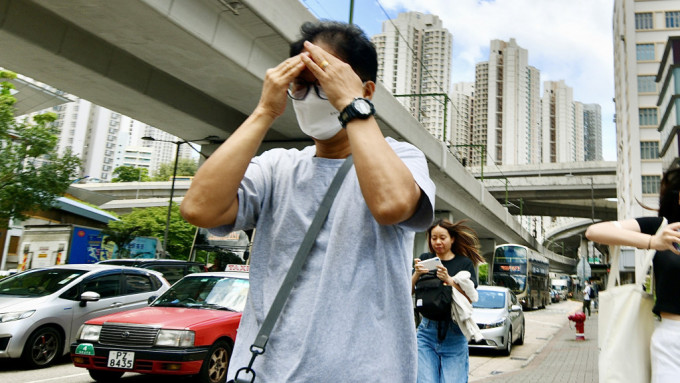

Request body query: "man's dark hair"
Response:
[290, 21, 378, 82]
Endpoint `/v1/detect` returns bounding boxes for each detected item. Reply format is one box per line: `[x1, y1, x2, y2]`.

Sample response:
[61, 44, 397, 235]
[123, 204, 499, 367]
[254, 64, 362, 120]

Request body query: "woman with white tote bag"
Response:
[586, 167, 680, 383]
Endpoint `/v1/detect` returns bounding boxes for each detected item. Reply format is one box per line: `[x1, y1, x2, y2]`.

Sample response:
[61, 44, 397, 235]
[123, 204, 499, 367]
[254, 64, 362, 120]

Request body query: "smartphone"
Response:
[419, 257, 442, 271]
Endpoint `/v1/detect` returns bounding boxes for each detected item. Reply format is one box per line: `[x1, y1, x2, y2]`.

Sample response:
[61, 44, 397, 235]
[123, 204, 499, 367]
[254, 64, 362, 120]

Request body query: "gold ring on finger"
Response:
[320, 60, 330, 69]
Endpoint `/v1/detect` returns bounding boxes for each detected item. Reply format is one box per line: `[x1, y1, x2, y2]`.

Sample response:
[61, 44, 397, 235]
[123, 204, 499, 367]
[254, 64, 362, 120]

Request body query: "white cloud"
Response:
[374, 0, 616, 160]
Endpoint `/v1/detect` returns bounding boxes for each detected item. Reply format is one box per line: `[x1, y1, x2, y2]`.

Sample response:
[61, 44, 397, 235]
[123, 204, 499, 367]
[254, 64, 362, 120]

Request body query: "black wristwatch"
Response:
[338, 98, 375, 128]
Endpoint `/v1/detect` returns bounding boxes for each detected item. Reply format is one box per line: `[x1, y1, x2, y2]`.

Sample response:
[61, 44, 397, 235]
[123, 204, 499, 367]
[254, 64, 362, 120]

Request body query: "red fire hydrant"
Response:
[568, 311, 586, 341]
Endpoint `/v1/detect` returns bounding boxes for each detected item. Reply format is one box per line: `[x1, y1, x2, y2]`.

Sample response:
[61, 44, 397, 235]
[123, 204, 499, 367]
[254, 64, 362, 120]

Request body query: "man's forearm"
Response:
[346, 118, 421, 225]
[180, 109, 274, 228]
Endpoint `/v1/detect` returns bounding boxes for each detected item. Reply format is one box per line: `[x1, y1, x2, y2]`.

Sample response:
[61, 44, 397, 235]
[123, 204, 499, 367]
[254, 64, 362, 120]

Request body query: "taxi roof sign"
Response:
[226, 264, 249, 272]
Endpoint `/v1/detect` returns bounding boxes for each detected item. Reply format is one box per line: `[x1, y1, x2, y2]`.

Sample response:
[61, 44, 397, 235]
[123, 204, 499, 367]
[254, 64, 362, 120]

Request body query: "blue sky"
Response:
[300, 0, 616, 161]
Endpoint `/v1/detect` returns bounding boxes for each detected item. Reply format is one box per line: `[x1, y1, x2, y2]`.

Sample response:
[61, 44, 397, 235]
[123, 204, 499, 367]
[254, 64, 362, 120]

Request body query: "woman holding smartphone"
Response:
[412, 219, 485, 383]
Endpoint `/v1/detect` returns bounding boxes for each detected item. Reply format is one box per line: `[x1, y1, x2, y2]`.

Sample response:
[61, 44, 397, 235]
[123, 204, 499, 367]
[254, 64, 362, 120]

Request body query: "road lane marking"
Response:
[28, 373, 89, 383]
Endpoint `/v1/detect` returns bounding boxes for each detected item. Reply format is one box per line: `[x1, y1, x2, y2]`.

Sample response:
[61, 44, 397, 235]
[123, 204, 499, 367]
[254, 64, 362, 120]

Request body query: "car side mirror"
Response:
[148, 295, 158, 304]
[510, 304, 522, 312]
[79, 291, 101, 307]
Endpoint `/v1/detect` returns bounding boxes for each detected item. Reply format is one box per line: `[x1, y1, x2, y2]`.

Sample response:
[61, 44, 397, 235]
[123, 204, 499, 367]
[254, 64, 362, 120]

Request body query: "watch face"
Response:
[354, 99, 372, 115]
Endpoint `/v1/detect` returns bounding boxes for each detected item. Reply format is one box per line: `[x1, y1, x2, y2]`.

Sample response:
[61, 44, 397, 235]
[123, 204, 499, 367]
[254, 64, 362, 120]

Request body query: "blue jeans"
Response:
[416, 317, 469, 383]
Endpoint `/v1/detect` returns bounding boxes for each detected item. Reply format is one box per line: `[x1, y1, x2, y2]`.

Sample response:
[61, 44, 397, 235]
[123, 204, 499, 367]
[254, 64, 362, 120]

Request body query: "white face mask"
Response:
[292, 95, 342, 140]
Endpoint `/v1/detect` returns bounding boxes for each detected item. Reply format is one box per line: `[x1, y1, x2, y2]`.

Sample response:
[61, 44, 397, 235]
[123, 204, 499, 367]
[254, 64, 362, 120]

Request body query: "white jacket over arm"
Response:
[450, 271, 483, 342]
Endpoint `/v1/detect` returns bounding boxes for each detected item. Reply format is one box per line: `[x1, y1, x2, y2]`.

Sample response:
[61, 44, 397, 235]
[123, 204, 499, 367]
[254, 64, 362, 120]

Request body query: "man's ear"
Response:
[363, 81, 376, 99]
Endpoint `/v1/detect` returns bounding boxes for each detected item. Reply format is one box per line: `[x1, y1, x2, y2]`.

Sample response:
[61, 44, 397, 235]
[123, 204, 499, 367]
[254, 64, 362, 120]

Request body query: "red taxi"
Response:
[70, 266, 249, 383]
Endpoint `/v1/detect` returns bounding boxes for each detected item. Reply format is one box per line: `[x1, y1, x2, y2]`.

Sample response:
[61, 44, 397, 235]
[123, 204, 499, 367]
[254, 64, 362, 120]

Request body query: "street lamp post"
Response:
[165, 142, 181, 255]
[141, 136, 215, 256]
[142, 137, 183, 256]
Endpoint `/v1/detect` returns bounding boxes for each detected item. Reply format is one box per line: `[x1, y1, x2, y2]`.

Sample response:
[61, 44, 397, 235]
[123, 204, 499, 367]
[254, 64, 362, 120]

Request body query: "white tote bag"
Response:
[598, 220, 664, 383]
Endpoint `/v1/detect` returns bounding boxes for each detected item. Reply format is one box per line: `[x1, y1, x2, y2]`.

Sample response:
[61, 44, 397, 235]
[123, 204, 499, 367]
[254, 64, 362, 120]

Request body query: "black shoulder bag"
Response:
[231, 156, 353, 383]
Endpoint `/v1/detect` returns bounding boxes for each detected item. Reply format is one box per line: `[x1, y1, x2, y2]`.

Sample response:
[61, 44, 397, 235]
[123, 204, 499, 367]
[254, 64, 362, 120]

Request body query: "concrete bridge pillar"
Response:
[479, 238, 497, 265]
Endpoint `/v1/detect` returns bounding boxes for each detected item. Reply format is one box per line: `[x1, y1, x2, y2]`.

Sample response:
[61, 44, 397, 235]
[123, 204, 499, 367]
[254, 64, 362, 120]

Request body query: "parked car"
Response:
[0, 264, 170, 368]
[556, 288, 568, 301]
[97, 259, 207, 285]
[550, 289, 560, 303]
[71, 269, 250, 383]
[469, 286, 525, 356]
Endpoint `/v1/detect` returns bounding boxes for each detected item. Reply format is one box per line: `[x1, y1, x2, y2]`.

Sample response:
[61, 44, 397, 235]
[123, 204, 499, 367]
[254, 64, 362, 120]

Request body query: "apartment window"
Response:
[666, 11, 680, 28]
[636, 44, 655, 61]
[642, 175, 661, 194]
[639, 108, 658, 126]
[635, 12, 654, 30]
[640, 141, 659, 159]
[637, 75, 657, 93]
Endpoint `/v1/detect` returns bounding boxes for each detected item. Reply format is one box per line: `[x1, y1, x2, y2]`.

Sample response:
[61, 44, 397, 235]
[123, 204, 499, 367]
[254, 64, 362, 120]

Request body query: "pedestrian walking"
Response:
[181, 20, 435, 382]
[582, 281, 592, 316]
[586, 166, 680, 383]
[412, 219, 484, 383]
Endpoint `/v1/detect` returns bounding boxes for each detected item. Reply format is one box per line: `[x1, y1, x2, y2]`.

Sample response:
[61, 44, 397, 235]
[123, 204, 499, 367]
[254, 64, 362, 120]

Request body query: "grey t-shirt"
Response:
[212, 138, 435, 382]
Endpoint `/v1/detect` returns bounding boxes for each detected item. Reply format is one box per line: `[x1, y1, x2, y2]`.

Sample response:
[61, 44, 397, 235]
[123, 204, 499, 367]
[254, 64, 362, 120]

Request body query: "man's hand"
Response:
[300, 41, 365, 111]
[255, 54, 307, 119]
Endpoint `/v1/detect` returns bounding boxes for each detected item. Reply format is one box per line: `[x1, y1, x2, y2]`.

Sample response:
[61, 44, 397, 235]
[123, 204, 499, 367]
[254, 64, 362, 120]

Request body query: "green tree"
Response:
[112, 166, 150, 182]
[0, 70, 81, 227]
[152, 158, 198, 181]
[106, 203, 195, 259]
[478, 263, 489, 285]
[102, 224, 142, 258]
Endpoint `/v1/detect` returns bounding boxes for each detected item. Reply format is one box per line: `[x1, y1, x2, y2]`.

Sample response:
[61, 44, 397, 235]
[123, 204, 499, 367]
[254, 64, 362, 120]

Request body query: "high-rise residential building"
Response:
[574, 101, 585, 162]
[52, 98, 91, 159]
[42, 95, 197, 182]
[472, 39, 541, 166]
[80, 105, 123, 182]
[121, 146, 153, 172]
[450, 82, 474, 162]
[542, 80, 576, 163]
[583, 103, 603, 161]
[372, 12, 453, 142]
[613, 0, 672, 219]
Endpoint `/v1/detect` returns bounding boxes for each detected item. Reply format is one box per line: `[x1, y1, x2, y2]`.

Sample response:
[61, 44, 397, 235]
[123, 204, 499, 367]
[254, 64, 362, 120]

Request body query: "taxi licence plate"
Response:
[107, 351, 134, 369]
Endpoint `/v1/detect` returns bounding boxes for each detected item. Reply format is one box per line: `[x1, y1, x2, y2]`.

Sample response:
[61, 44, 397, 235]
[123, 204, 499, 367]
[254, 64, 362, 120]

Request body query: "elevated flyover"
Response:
[1, 0, 577, 270]
[478, 161, 617, 221]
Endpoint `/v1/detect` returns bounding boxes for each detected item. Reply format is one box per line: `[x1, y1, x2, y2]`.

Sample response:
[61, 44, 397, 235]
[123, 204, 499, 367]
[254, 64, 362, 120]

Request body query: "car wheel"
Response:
[21, 326, 63, 368]
[514, 320, 525, 345]
[502, 326, 512, 356]
[88, 369, 124, 382]
[199, 340, 232, 383]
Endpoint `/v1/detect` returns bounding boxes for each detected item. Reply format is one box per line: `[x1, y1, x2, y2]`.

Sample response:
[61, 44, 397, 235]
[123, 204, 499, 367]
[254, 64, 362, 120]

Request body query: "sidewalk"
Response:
[475, 303, 598, 383]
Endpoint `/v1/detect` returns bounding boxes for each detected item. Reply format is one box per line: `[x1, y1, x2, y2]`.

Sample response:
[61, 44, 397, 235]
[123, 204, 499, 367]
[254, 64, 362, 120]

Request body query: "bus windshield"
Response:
[492, 244, 550, 309]
[492, 273, 526, 293]
[494, 246, 527, 264]
[493, 245, 528, 294]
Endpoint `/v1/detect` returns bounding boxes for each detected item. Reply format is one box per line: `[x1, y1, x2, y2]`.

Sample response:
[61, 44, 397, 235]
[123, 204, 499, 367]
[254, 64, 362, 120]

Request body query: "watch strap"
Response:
[338, 98, 375, 127]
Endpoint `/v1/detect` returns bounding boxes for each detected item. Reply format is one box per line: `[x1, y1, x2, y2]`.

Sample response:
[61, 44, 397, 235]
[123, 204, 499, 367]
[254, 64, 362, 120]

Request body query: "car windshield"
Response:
[153, 275, 249, 312]
[0, 269, 87, 297]
[473, 290, 506, 309]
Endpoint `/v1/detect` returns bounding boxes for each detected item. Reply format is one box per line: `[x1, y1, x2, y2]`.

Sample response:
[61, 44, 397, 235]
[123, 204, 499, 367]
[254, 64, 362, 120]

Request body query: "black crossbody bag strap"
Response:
[232, 156, 353, 383]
